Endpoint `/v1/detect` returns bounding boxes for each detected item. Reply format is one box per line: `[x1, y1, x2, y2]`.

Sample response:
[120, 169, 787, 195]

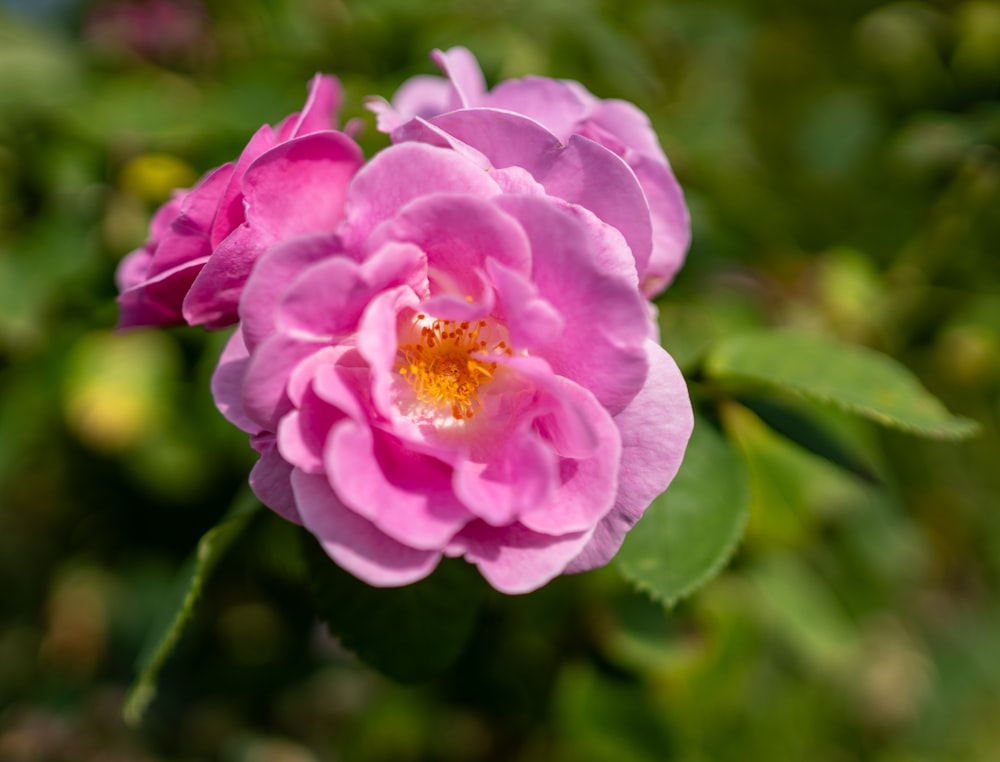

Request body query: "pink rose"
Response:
[116, 74, 364, 329]
[368, 47, 691, 296]
[213, 141, 693, 593]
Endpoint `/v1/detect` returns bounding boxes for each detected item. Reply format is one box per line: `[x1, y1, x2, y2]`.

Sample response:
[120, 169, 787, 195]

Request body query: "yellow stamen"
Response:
[396, 315, 507, 419]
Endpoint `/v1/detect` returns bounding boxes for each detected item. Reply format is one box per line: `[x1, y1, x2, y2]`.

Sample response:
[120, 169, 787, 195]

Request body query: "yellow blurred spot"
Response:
[62, 330, 179, 453]
[120, 153, 197, 203]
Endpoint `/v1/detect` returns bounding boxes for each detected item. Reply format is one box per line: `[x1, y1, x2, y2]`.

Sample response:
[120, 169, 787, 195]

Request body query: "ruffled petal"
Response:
[449, 521, 593, 594]
[496, 194, 649, 415]
[293, 470, 442, 587]
[341, 142, 501, 251]
[249, 434, 302, 525]
[325, 420, 471, 550]
[564, 340, 693, 573]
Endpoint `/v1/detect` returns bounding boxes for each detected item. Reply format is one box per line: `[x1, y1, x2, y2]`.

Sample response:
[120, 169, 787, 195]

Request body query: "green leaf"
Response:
[705, 331, 979, 439]
[617, 414, 751, 607]
[303, 532, 487, 683]
[733, 393, 882, 484]
[123, 490, 261, 728]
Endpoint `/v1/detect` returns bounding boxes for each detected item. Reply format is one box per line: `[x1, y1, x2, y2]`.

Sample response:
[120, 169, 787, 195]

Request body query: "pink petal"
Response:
[281, 74, 343, 139]
[241, 131, 363, 241]
[372, 193, 533, 292]
[117, 256, 207, 329]
[210, 123, 276, 248]
[249, 434, 302, 525]
[184, 132, 364, 327]
[340, 142, 501, 251]
[239, 232, 345, 351]
[429, 46, 486, 108]
[367, 75, 453, 132]
[276, 243, 424, 342]
[242, 334, 323, 430]
[628, 152, 691, 295]
[485, 258, 564, 350]
[147, 163, 233, 276]
[452, 428, 558, 527]
[495, 194, 649, 415]
[564, 340, 693, 573]
[484, 76, 590, 141]
[426, 109, 653, 277]
[325, 420, 471, 550]
[293, 470, 442, 587]
[210, 326, 259, 434]
[449, 521, 594, 594]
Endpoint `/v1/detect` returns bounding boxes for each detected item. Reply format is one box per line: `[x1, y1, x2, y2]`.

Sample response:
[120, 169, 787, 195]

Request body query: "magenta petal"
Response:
[276, 378, 345, 475]
[356, 285, 420, 421]
[368, 75, 453, 131]
[326, 421, 470, 550]
[293, 470, 442, 586]
[284, 74, 342, 138]
[183, 223, 271, 328]
[211, 123, 277, 247]
[450, 521, 594, 594]
[564, 340, 694, 573]
[242, 131, 363, 240]
[148, 164, 233, 276]
[517, 375, 622, 536]
[242, 334, 323, 430]
[211, 327, 259, 434]
[590, 98, 667, 161]
[240, 232, 344, 351]
[250, 434, 302, 525]
[117, 257, 208, 330]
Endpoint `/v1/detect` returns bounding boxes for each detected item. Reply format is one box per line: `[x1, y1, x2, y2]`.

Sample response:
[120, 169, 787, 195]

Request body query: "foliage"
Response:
[2, 0, 999, 760]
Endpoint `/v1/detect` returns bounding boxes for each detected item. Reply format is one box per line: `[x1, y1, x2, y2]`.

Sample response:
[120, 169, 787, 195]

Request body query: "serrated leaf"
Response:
[617, 414, 751, 607]
[123, 491, 261, 727]
[303, 533, 486, 683]
[705, 331, 978, 439]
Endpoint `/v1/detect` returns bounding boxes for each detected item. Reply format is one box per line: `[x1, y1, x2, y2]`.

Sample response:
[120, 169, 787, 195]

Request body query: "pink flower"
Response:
[116, 74, 364, 329]
[368, 47, 691, 296]
[213, 141, 693, 593]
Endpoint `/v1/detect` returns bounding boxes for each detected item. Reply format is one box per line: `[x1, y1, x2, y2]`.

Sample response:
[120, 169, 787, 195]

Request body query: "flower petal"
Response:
[449, 521, 594, 594]
[453, 427, 558, 527]
[564, 340, 694, 573]
[239, 232, 344, 351]
[211, 326, 258, 434]
[340, 142, 501, 251]
[429, 46, 486, 108]
[293, 470, 442, 586]
[325, 420, 471, 550]
[250, 433, 302, 525]
[496, 194, 649, 414]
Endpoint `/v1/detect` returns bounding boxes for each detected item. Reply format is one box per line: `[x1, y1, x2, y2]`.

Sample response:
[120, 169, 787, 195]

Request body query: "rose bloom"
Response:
[116, 75, 363, 329]
[213, 140, 693, 593]
[368, 46, 690, 296]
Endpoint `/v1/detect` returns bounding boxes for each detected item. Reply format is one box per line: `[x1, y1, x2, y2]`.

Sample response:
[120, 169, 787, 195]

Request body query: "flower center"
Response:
[396, 314, 510, 420]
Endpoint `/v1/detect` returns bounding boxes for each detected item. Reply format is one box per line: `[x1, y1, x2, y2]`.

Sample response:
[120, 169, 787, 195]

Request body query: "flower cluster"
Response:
[117, 48, 694, 593]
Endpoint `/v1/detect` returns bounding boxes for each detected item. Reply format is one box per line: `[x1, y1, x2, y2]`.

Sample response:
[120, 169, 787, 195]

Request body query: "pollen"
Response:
[396, 315, 511, 420]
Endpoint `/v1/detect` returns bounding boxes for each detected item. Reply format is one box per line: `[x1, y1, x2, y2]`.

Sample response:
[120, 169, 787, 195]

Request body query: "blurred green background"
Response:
[1, 0, 999, 759]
